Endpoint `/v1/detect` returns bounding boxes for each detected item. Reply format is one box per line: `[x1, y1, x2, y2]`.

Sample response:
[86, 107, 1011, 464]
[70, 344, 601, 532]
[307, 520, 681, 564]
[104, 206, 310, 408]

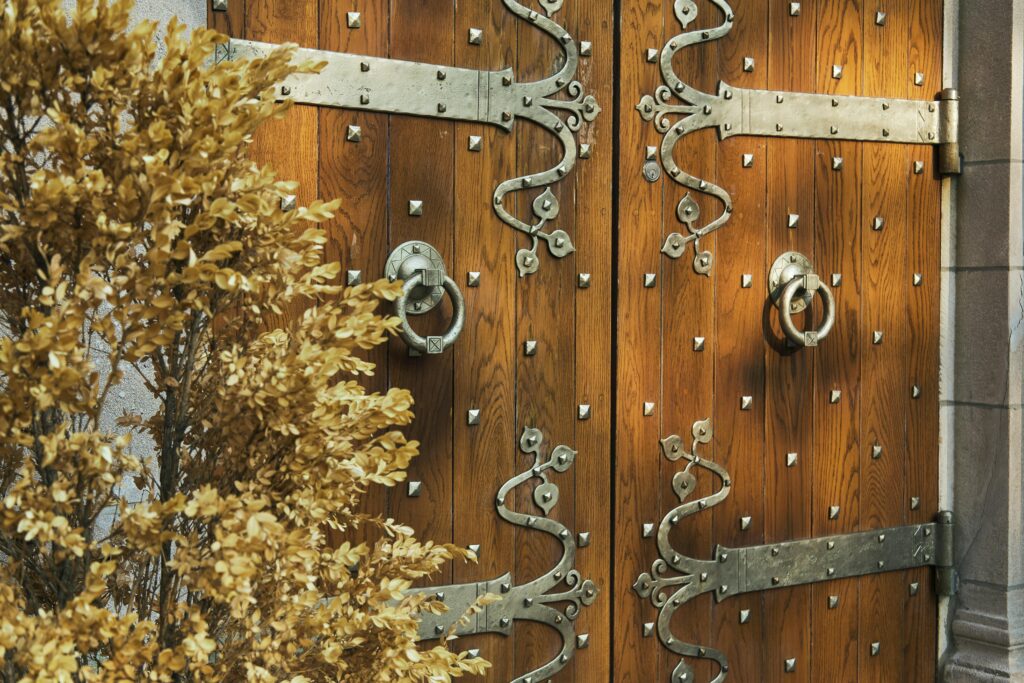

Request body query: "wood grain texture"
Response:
[208, 0, 245, 38]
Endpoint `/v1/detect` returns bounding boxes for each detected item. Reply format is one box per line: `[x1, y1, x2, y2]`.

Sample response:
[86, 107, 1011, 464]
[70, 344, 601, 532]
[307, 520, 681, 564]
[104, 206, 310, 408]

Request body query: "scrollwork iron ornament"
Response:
[408, 426, 598, 682]
[218, 0, 599, 277]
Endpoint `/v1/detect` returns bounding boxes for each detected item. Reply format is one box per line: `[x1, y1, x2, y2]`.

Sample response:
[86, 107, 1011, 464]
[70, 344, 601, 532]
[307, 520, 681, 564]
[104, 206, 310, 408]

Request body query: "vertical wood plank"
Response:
[713, 1, 768, 679]
[572, 0, 614, 678]
[451, 1, 517, 678]
[208, 0, 245, 37]
[387, 0, 455, 584]
[763, 0, 817, 679]
[906, 0, 943, 677]
[513, 8, 578, 678]
[811, 1, 863, 680]
[859, 1, 911, 680]
[616, 0, 665, 679]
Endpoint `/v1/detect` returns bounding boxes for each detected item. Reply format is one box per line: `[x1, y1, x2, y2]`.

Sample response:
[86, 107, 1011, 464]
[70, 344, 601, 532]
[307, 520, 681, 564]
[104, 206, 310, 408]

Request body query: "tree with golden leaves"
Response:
[0, 1, 489, 679]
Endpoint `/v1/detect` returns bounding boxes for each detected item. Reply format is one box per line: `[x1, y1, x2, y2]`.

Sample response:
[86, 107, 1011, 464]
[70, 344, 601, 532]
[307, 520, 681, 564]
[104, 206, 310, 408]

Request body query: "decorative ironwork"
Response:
[407, 426, 597, 683]
[217, 0, 599, 277]
[638, 0, 959, 276]
[634, 419, 954, 683]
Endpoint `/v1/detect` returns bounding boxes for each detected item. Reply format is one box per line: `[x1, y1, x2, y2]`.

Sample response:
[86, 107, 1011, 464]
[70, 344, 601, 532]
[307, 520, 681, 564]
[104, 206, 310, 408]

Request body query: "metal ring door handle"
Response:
[395, 271, 465, 355]
[777, 273, 835, 347]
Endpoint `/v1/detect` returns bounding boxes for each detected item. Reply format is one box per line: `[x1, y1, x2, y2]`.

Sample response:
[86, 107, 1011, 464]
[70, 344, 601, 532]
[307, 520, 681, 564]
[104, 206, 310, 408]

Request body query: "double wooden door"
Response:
[211, 0, 947, 680]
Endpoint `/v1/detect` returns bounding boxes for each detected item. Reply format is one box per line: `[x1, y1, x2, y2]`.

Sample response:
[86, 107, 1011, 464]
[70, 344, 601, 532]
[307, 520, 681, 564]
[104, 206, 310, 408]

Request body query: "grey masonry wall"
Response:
[943, 0, 1024, 681]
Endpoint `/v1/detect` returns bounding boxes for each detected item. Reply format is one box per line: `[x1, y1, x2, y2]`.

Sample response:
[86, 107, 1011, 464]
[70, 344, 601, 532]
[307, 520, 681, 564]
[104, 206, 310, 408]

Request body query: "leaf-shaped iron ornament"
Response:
[407, 426, 598, 682]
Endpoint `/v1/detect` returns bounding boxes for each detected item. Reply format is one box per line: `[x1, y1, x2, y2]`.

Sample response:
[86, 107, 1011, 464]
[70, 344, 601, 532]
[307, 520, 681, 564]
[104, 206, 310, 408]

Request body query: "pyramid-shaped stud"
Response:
[577, 532, 591, 548]
[789, 2, 801, 15]
[740, 516, 752, 530]
[578, 404, 591, 420]
[346, 125, 362, 142]
[741, 395, 753, 410]
[909, 581, 920, 596]
[912, 385, 922, 399]
[580, 143, 592, 159]
[468, 27, 483, 45]
[346, 269, 362, 286]
[832, 156, 844, 170]
[360, 60, 370, 72]
[828, 595, 839, 609]
[407, 481, 422, 497]
[212, 0, 228, 11]
[876, 11, 887, 25]
[466, 409, 480, 425]
[913, 273, 923, 286]
[830, 389, 842, 404]
[873, 216, 885, 231]
[645, 145, 658, 161]
[786, 452, 798, 467]
[914, 72, 925, 86]
[468, 135, 482, 152]
[578, 272, 592, 288]
[832, 64, 844, 80]
[346, 11, 361, 28]
[280, 194, 297, 211]
[872, 443, 883, 459]
[910, 496, 921, 510]
[643, 622, 655, 637]
[914, 160, 925, 174]
[642, 522, 655, 538]
[873, 330, 884, 344]
[467, 271, 481, 287]
[827, 541, 835, 550]
[576, 633, 590, 649]
[643, 402, 655, 416]
[524, 340, 538, 356]
[832, 273, 843, 287]
[739, 609, 751, 624]
[644, 273, 657, 288]
[408, 200, 423, 216]
[785, 658, 797, 673]
[693, 337, 706, 352]
[646, 48, 659, 63]
[741, 274, 753, 288]
[742, 153, 754, 168]
[787, 213, 800, 228]
[467, 543, 480, 555]
[870, 642, 881, 657]
[580, 41, 593, 56]
[743, 56, 755, 72]
[828, 505, 840, 520]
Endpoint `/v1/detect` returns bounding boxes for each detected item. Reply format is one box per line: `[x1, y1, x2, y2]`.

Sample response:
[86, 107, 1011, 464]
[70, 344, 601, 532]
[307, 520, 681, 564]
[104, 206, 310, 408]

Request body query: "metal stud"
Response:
[871, 642, 881, 657]
[408, 200, 423, 216]
[346, 125, 362, 143]
[827, 541, 835, 550]
[828, 595, 839, 609]
[580, 41, 593, 56]
[407, 481, 422, 497]
[360, 94, 370, 105]
[524, 340, 538, 356]
[876, 11, 887, 25]
[212, 0, 228, 10]
[645, 145, 658, 161]
[910, 496, 921, 510]
[693, 337, 706, 352]
[577, 532, 591, 548]
[642, 523, 655, 538]
[830, 389, 842, 404]
[742, 153, 754, 168]
[873, 216, 885, 231]
[828, 505, 841, 520]
[832, 65, 844, 80]
[741, 274, 753, 288]
[280, 195, 297, 212]
[789, 2, 801, 16]
[468, 28, 483, 45]
[743, 57, 755, 72]
[643, 622, 655, 637]
[467, 271, 481, 287]
[578, 273, 592, 288]
[914, 160, 925, 174]
[914, 72, 925, 86]
[468, 135, 482, 152]
[787, 213, 800, 229]
[832, 273, 843, 287]
[832, 156, 844, 171]
[913, 273, 923, 286]
[784, 658, 797, 673]
[740, 395, 753, 411]
[577, 633, 590, 649]
[346, 11, 361, 28]
[740, 516, 752, 530]
[872, 443, 883, 459]
[360, 61, 370, 72]
[646, 48, 659, 63]
[739, 609, 751, 624]
[873, 331, 884, 345]
[580, 143, 592, 159]
[280, 85, 292, 97]
[912, 385, 922, 399]
[468, 543, 480, 555]
[644, 273, 657, 288]
[467, 409, 480, 425]
[578, 404, 591, 420]
[643, 402, 655, 416]
[786, 452, 798, 468]
[909, 582, 920, 596]
[346, 269, 362, 286]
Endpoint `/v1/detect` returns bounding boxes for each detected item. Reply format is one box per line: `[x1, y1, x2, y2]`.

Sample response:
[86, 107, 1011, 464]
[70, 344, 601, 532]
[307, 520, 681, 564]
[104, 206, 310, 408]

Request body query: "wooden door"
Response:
[617, 1, 946, 682]
[210, 0, 612, 681]
[211, 0, 949, 680]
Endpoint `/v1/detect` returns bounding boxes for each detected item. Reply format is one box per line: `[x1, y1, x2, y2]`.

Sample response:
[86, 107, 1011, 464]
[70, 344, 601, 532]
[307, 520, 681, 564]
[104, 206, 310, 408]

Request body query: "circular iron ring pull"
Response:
[778, 273, 835, 347]
[395, 272, 465, 355]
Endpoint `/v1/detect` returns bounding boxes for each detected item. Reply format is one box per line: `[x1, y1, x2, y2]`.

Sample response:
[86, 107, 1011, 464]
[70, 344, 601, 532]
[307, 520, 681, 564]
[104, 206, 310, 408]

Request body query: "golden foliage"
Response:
[0, 1, 488, 680]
